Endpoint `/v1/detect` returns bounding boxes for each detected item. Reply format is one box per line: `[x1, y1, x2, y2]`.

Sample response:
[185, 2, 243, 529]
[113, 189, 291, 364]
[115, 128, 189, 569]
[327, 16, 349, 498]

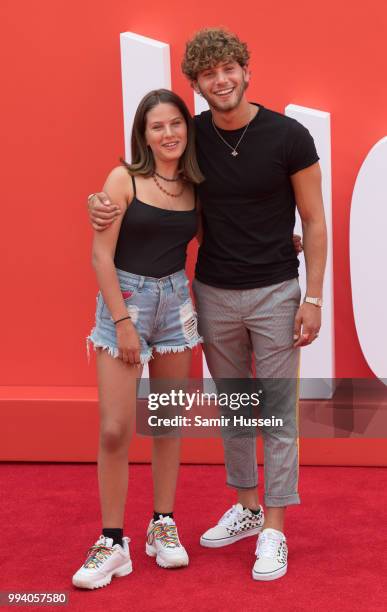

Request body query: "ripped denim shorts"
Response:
[87, 268, 203, 364]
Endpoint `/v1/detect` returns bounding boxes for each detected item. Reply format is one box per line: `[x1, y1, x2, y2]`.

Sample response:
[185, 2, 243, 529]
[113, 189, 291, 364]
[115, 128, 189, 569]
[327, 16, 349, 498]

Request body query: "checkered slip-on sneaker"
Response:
[200, 503, 264, 548]
[252, 528, 288, 581]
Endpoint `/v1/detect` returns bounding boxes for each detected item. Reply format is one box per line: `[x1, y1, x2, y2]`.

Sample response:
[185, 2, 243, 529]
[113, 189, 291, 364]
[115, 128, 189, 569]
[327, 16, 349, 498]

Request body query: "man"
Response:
[89, 28, 327, 581]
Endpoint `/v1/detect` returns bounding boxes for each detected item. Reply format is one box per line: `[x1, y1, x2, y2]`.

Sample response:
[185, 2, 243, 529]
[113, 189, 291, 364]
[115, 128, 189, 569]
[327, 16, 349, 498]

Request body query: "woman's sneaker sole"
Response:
[72, 560, 133, 590]
[145, 542, 189, 568]
[200, 526, 262, 548]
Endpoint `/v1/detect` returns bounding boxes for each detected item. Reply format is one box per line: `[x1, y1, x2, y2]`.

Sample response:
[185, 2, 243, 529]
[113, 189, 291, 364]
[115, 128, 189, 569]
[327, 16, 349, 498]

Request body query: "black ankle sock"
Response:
[102, 528, 123, 547]
[244, 506, 261, 515]
[153, 511, 174, 522]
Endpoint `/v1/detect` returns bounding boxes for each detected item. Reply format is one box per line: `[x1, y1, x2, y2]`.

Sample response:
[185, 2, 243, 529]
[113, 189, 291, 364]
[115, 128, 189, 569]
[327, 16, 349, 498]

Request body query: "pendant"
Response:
[231, 150, 238, 157]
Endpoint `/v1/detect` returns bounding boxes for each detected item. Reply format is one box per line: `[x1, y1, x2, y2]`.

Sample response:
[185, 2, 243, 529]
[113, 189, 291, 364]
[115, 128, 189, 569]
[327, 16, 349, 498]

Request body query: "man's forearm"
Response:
[301, 218, 327, 297]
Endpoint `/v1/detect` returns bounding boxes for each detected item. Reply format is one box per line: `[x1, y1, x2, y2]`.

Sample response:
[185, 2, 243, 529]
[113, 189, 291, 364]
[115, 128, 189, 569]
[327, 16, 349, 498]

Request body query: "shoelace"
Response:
[218, 505, 244, 532]
[218, 505, 239, 525]
[84, 543, 113, 569]
[256, 533, 282, 559]
[150, 522, 180, 548]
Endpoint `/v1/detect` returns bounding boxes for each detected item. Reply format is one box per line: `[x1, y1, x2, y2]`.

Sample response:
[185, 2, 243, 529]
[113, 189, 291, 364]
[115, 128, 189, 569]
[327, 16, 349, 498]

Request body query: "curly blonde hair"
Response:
[182, 27, 250, 82]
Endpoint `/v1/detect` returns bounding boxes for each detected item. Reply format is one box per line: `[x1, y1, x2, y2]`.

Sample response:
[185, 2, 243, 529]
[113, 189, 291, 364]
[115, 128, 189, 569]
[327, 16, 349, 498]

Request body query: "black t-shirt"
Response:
[194, 104, 319, 289]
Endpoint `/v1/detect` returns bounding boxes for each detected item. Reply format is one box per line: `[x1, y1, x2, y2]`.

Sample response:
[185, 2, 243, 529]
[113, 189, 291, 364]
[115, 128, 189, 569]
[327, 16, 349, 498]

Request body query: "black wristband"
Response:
[114, 315, 131, 326]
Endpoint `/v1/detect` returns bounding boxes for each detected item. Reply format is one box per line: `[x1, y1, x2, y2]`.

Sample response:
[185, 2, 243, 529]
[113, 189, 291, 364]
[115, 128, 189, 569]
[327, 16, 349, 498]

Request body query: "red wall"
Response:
[1, 0, 386, 460]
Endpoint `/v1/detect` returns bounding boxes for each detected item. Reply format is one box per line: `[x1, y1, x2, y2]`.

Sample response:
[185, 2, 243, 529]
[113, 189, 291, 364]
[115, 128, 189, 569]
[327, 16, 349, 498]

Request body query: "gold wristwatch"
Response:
[304, 296, 323, 308]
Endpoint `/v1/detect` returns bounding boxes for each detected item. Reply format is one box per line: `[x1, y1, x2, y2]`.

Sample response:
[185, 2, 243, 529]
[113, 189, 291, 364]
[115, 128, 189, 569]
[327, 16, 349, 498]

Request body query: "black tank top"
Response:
[114, 175, 198, 278]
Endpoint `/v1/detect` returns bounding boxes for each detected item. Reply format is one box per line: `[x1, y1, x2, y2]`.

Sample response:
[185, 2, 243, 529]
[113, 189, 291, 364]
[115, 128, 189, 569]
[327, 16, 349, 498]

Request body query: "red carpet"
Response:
[1, 464, 386, 611]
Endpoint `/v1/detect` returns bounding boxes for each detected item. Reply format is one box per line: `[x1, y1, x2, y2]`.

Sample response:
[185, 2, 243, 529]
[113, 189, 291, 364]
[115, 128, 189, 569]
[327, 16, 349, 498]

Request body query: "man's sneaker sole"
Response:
[200, 526, 262, 548]
[72, 560, 133, 589]
[145, 542, 189, 568]
[252, 563, 287, 581]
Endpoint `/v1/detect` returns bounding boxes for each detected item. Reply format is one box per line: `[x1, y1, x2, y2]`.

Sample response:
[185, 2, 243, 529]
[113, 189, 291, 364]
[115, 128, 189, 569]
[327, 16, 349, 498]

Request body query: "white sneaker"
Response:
[145, 516, 189, 568]
[200, 503, 264, 548]
[72, 535, 132, 589]
[252, 528, 288, 581]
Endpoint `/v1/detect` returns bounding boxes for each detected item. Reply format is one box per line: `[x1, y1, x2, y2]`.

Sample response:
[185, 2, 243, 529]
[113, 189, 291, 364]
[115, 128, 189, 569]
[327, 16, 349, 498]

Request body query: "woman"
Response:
[72, 89, 203, 589]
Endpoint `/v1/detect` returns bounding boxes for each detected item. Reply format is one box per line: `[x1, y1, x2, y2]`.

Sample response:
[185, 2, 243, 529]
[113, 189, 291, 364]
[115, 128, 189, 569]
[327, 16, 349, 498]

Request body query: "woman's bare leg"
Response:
[149, 350, 192, 514]
[96, 349, 142, 528]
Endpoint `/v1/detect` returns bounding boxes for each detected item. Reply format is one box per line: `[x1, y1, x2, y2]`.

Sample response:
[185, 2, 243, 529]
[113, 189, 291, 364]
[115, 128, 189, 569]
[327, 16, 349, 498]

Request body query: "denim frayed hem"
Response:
[154, 337, 203, 355]
[86, 336, 153, 365]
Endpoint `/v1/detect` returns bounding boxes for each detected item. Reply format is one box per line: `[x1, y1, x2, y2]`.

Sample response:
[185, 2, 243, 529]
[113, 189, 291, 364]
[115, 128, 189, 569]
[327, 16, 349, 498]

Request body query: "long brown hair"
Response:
[122, 89, 204, 184]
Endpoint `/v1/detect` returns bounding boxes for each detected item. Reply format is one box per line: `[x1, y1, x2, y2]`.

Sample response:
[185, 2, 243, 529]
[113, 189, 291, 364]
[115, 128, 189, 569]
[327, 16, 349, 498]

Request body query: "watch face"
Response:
[305, 297, 322, 307]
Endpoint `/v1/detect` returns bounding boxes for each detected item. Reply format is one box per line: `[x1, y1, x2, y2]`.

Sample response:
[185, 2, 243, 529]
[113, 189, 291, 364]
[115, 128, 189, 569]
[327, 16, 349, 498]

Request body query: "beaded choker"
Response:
[154, 171, 180, 182]
[152, 174, 185, 198]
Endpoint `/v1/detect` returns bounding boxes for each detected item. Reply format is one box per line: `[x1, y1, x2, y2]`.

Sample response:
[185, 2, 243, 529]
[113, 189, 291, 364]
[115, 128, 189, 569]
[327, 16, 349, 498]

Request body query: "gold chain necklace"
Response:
[152, 173, 185, 198]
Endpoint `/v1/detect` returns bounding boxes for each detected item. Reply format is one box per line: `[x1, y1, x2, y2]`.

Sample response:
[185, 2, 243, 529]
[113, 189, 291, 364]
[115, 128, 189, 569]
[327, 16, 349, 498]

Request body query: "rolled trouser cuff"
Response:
[264, 493, 300, 507]
[226, 479, 259, 490]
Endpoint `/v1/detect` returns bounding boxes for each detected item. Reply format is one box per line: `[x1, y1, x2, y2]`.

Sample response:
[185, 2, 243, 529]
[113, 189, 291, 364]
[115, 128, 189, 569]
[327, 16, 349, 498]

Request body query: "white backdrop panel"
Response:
[350, 137, 387, 383]
[285, 105, 334, 398]
[120, 32, 171, 163]
[120, 32, 171, 378]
